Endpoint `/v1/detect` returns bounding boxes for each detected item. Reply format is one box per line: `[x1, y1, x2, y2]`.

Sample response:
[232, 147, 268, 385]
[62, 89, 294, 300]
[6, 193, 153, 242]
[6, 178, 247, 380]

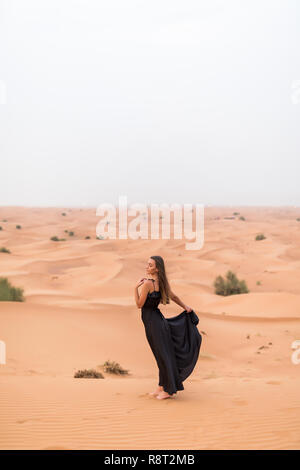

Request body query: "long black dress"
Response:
[141, 280, 202, 396]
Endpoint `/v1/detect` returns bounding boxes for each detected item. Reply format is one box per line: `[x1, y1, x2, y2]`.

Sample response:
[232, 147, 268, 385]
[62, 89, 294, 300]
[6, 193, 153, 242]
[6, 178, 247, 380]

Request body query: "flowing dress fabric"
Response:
[141, 290, 202, 396]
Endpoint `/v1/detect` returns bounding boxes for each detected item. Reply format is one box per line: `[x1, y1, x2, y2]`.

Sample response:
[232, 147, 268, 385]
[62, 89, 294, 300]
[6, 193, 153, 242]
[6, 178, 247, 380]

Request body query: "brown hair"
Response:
[150, 255, 171, 305]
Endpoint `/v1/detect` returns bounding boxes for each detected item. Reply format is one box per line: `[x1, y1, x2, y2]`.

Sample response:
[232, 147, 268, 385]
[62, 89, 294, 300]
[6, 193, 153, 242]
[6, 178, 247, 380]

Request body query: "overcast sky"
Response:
[0, 0, 299, 208]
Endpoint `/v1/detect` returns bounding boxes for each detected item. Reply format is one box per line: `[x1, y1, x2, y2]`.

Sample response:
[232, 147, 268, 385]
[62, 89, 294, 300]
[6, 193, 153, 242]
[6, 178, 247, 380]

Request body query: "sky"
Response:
[0, 0, 300, 208]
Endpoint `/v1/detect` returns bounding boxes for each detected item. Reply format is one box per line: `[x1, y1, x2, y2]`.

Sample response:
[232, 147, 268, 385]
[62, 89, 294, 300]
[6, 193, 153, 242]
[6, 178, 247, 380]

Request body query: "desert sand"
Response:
[0, 205, 300, 450]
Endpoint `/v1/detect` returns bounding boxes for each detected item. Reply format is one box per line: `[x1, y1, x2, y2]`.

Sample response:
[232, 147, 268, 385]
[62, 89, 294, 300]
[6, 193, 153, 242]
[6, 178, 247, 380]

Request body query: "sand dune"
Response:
[0, 206, 300, 449]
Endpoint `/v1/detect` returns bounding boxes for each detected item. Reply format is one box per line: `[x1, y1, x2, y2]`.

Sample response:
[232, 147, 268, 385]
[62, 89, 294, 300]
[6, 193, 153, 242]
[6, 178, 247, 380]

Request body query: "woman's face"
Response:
[146, 258, 157, 276]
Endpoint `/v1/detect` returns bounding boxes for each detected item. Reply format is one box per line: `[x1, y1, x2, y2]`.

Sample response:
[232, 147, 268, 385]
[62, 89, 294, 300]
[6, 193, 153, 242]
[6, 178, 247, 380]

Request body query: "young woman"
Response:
[135, 255, 202, 400]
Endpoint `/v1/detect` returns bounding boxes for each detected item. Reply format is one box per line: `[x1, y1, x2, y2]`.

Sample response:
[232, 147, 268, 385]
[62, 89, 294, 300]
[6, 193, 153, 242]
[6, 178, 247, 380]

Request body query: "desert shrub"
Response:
[101, 360, 129, 375]
[255, 233, 266, 240]
[50, 236, 65, 241]
[68, 231, 74, 236]
[85, 236, 91, 239]
[62, 213, 66, 216]
[233, 212, 240, 215]
[74, 368, 104, 378]
[0, 277, 24, 301]
[297, 218, 300, 222]
[214, 270, 249, 296]
[0, 247, 10, 253]
[16, 225, 21, 229]
[0, 226, 2, 230]
[239, 216, 246, 221]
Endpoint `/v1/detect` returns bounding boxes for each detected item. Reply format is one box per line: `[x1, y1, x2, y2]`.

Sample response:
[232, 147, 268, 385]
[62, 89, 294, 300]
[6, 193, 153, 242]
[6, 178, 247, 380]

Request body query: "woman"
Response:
[135, 255, 202, 400]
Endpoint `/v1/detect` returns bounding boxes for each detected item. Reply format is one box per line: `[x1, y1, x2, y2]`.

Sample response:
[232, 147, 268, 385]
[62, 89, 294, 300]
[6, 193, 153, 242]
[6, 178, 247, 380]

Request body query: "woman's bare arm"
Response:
[169, 289, 189, 310]
[135, 280, 152, 308]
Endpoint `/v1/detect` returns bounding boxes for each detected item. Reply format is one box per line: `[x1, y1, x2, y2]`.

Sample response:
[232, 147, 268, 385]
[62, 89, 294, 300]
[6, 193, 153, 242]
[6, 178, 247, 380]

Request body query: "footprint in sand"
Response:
[126, 408, 137, 413]
[232, 399, 248, 406]
[16, 418, 41, 424]
[26, 369, 42, 375]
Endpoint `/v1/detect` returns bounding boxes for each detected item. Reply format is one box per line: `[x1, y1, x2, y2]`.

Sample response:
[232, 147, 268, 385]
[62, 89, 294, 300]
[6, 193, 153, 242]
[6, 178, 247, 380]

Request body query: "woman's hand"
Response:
[135, 278, 146, 289]
[185, 306, 193, 313]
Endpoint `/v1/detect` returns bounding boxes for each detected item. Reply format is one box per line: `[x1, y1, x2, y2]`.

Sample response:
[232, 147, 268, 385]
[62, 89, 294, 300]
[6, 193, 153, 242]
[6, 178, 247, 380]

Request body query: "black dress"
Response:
[141, 280, 202, 396]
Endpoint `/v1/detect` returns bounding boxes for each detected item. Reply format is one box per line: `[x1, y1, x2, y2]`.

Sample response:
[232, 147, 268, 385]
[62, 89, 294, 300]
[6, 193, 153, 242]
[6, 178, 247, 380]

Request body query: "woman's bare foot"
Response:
[156, 390, 172, 400]
[149, 386, 163, 397]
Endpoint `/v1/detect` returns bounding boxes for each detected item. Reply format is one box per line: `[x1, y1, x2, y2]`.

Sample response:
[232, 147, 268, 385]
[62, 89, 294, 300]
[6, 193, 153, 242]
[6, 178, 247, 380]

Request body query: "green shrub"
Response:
[0, 247, 10, 253]
[101, 360, 129, 375]
[255, 233, 266, 240]
[0, 277, 24, 301]
[74, 368, 104, 378]
[214, 270, 249, 296]
[50, 236, 65, 241]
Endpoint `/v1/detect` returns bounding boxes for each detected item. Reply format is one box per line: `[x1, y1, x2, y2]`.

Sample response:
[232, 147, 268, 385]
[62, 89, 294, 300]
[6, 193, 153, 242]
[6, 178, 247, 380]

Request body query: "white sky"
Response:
[0, 0, 299, 207]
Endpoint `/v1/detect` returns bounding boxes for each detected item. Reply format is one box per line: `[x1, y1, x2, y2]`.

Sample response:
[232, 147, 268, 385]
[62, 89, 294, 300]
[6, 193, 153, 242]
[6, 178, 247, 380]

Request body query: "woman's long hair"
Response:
[150, 255, 171, 305]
